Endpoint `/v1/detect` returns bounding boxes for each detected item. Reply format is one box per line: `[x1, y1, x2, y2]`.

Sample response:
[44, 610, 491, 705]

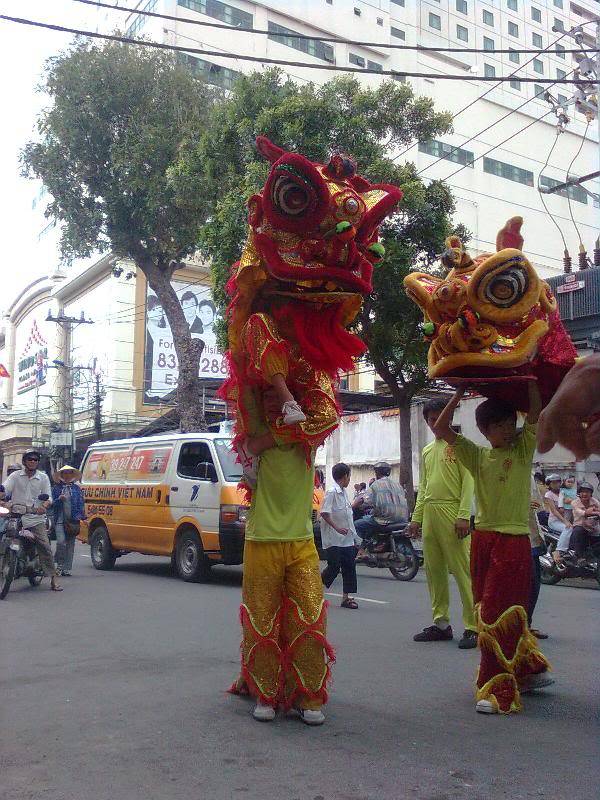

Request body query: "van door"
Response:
[170, 441, 220, 554]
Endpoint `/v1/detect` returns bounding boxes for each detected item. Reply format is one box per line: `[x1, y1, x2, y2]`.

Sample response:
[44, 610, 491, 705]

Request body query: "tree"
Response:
[171, 70, 459, 503]
[21, 41, 216, 431]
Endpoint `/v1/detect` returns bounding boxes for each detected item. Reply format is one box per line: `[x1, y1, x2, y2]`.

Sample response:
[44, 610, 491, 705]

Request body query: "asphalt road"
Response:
[1, 542, 597, 800]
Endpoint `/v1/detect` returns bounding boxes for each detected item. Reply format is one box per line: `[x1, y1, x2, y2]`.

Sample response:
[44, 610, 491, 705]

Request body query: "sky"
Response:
[0, 0, 93, 305]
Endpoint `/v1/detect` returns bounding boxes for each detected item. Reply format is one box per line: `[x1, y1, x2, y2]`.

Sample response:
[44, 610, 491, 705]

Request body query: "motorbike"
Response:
[538, 517, 600, 587]
[0, 490, 49, 599]
[356, 522, 421, 581]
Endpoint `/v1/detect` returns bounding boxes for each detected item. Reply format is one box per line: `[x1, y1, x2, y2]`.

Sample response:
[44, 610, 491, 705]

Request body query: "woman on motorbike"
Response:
[544, 474, 572, 564]
[570, 482, 600, 564]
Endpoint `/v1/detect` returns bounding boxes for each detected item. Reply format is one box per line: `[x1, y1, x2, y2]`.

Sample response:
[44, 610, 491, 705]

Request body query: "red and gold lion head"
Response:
[403, 217, 577, 408]
[226, 136, 402, 364]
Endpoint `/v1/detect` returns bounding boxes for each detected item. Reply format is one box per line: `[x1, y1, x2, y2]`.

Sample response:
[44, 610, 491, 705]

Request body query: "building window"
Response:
[456, 0, 467, 13]
[554, 17, 564, 31]
[326, 0, 332, 4]
[349, 53, 365, 67]
[554, 0, 563, 7]
[508, 21, 519, 37]
[178, 0, 252, 28]
[483, 36, 495, 51]
[556, 68, 567, 80]
[429, 13, 441, 30]
[533, 58, 543, 74]
[556, 44, 565, 58]
[377, 17, 383, 26]
[179, 53, 240, 90]
[531, 6, 542, 23]
[368, 60, 383, 72]
[532, 32, 543, 48]
[353, 7, 361, 16]
[126, 0, 157, 37]
[509, 48, 520, 63]
[484, 63, 496, 78]
[391, 0, 405, 5]
[510, 79, 522, 90]
[540, 175, 587, 205]
[534, 84, 545, 97]
[391, 72, 406, 82]
[483, 9, 494, 26]
[483, 157, 534, 186]
[268, 21, 335, 62]
[507, 0, 518, 10]
[456, 24, 468, 42]
[557, 93, 568, 105]
[419, 140, 474, 168]
[391, 26, 406, 40]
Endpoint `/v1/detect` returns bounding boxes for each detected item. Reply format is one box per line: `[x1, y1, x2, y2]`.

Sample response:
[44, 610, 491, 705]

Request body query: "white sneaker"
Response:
[476, 699, 498, 714]
[519, 674, 555, 694]
[297, 708, 325, 726]
[253, 702, 276, 722]
[282, 400, 306, 425]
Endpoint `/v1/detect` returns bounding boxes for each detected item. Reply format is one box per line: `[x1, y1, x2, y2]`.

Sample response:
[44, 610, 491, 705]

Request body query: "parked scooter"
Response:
[356, 522, 421, 581]
[539, 518, 600, 586]
[0, 489, 49, 599]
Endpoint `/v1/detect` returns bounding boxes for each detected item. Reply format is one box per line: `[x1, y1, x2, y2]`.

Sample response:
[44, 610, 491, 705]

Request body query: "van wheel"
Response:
[90, 526, 117, 571]
[175, 528, 212, 583]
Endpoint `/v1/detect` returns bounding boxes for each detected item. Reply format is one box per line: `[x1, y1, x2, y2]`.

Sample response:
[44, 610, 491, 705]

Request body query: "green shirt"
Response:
[453, 422, 537, 536]
[245, 443, 314, 542]
[412, 438, 474, 525]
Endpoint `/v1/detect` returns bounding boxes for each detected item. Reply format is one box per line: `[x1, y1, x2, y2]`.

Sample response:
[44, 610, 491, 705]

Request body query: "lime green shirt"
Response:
[412, 438, 474, 525]
[453, 422, 537, 536]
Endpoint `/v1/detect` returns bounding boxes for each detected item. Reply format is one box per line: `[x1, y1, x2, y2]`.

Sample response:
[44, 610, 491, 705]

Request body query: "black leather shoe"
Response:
[413, 625, 453, 642]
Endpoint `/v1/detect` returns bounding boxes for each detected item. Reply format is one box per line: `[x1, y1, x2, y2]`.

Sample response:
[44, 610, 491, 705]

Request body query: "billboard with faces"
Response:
[143, 281, 225, 403]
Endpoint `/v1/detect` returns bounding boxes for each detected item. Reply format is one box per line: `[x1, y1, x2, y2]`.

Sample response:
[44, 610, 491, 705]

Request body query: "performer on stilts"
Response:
[222, 136, 402, 723]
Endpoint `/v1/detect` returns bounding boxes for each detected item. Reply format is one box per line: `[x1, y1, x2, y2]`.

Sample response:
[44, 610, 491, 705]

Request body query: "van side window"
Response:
[177, 443, 215, 480]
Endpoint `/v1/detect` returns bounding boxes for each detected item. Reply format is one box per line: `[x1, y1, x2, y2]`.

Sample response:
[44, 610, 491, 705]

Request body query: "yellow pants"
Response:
[230, 539, 333, 710]
[422, 503, 476, 632]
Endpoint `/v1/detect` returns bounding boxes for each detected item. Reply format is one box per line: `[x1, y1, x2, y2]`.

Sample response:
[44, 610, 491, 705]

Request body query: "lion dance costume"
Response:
[404, 218, 576, 712]
[222, 136, 402, 712]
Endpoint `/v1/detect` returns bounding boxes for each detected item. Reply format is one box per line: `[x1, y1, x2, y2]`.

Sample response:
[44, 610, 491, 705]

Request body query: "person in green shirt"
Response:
[408, 399, 477, 649]
[433, 382, 552, 715]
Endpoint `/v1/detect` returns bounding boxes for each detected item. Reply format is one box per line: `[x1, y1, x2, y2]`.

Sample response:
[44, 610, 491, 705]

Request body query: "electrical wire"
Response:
[70, 0, 599, 55]
[537, 130, 569, 252]
[0, 14, 593, 83]
[565, 120, 590, 246]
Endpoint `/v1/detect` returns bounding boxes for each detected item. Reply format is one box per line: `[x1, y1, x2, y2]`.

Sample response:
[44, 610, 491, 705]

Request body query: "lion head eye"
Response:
[484, 267, 529, 308]
[272, 173, 315, 217]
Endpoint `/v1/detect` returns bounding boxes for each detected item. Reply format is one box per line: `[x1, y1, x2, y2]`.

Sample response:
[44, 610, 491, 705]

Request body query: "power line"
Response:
[0, 14, 594, 83]
[71, 0, 599, 55]
[537, 130, 569, 253]
[565, 120, 590, 247]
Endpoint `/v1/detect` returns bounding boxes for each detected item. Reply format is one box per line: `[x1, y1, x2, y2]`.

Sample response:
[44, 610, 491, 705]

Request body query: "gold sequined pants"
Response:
[230, 539, 334, 710]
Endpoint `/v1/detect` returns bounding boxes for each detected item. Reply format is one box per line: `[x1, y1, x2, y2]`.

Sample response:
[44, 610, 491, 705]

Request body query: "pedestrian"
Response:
[354, 463, 408, 554]
[2, 452, 62, 591]
[570, 481, 600, 563]
[528, 474, 548, 639]
[558, 476, 577, 524]
[544, 474, 573, 563]
[320, 463, 361, 609]
[432, 383, 552, 715]
[52, 465, 86, 577]
[407, 398, 477, 650]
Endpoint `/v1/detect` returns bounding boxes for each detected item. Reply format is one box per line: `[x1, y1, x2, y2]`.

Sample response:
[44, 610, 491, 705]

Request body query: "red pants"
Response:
[471, 530, 550, 713]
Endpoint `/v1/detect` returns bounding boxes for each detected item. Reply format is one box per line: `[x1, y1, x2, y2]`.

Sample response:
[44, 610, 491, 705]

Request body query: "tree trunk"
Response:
[398, 399, 415, 511]
[140, 258, 207, 432]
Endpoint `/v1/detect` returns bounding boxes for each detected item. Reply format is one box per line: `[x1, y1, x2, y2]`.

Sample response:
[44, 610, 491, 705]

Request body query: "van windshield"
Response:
[214, 438, 243, 483]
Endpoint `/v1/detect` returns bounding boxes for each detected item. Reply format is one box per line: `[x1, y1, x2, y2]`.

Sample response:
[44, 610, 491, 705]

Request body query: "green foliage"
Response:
[21, 41, 215, 266]
[171, 69, 458, 401]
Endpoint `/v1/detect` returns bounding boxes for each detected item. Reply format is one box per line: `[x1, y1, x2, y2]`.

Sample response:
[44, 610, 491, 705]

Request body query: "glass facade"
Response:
[268, 21, 335, 62]
[484, 157, 534, 186]
[419, 140, 474, 168]
[178, 0, 252, 28]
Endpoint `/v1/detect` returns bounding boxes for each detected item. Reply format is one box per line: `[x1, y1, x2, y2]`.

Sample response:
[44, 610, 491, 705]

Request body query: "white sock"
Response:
[435, 619, 450, 631]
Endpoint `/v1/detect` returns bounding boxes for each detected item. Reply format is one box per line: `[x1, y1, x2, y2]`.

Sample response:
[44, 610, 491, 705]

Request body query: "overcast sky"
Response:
[0, 0, 94, 306]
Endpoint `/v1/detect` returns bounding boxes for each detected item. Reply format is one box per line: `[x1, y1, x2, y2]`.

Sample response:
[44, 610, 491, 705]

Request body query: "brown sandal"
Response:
[51, 578, 63, 592]
[341, 598, 358, 609]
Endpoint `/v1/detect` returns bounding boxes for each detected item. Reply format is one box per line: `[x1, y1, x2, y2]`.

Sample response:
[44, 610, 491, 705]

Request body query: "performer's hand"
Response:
[537, 355, 600, 459]
[407, 521, 421, 539]
[337, 527, 349, 536]
[455, 518, 470, 539]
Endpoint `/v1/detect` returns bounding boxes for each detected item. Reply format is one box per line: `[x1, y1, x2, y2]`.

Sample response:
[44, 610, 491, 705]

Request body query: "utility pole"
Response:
[46, 310, 94, 465]
[94, 372, 103, 441]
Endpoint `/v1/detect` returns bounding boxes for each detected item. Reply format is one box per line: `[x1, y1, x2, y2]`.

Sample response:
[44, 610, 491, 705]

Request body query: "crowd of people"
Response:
[0, 452, 87, 591]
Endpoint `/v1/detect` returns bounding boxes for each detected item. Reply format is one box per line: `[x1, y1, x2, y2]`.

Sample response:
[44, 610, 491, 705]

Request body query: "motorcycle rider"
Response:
[570, 482, 600, 564]
[544, 474, 572, 564]
[1, 452, 62, 591]
[354, 462, 408, 556]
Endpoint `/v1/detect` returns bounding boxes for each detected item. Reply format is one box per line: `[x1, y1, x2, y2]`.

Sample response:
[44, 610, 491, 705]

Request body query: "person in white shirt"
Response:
[320, 463, 361, 610]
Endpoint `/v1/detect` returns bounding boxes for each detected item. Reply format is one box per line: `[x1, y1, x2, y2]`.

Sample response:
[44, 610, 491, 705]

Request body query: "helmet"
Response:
[22, 451, 42, 465]
[578, 481, 594, 493]
[374, 461, 391, 477]
[545, 474, 561, 484]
